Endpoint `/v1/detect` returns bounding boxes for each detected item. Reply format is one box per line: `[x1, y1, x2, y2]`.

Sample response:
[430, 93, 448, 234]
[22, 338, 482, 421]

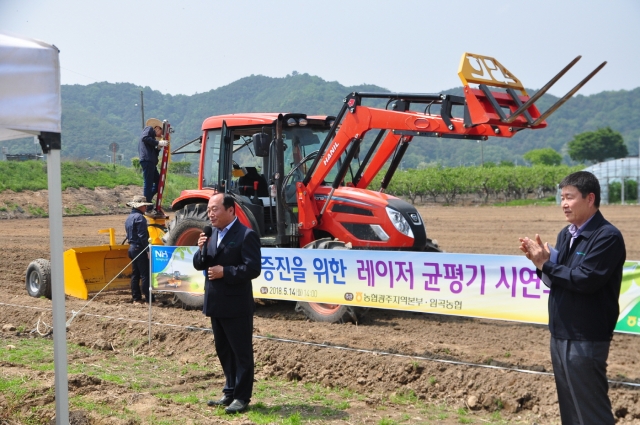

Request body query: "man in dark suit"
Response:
[520, 171, 625, 425]
[193, 193, 261, 414]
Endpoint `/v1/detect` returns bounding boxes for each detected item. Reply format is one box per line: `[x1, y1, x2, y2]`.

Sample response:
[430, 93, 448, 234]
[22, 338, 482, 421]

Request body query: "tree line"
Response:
[372, 165, 584, 204]
[1, 75, 638, 169]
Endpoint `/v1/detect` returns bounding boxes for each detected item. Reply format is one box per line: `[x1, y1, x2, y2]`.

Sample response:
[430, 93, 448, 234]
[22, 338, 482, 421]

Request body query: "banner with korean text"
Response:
[150, 246, 640, 335]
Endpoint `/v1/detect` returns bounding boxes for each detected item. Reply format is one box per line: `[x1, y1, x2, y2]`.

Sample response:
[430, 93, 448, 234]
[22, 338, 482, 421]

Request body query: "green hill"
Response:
[2, 73, 639, 168]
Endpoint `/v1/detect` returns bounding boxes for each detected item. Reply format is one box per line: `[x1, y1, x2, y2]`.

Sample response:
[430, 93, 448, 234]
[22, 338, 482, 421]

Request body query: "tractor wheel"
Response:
[295, 238, 369, 324]
[26, 259, 52, 299]
[163, 203, 209, 309]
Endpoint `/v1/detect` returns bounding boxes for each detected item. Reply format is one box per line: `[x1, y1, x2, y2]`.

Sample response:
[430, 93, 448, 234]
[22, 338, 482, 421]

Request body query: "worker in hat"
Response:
[138, 118, 168, 216]
[125, 195, 154, 303]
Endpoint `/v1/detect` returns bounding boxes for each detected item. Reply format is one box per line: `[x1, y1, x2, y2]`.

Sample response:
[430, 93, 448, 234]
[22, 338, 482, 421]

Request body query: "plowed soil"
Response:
[1, 188, 639, 424]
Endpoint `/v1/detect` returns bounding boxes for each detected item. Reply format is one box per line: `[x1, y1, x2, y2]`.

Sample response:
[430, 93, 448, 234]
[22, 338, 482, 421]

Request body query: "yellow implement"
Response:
[63, 228, 132, 299]
[147, 216, 167, 245]
[61, 223, 167, 300]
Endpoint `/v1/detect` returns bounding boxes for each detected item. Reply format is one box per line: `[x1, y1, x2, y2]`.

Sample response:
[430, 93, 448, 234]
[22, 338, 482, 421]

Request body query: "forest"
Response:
[2, 72, 639, 169]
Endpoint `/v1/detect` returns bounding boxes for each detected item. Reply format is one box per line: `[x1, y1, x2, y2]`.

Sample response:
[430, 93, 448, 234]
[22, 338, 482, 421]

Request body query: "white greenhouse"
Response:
[583, 157, 640, 205]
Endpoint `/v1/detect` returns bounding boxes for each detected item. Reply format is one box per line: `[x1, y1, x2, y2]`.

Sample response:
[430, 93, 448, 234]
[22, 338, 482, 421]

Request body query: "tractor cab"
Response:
[194, 113, 335, 246]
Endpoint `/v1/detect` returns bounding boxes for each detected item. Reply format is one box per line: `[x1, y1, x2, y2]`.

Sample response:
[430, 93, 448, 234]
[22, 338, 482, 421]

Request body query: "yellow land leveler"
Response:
[25, 225, 166, 300]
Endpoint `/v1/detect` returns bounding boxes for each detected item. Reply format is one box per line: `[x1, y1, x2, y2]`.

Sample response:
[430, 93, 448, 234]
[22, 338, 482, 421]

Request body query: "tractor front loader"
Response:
[27, 53, 605, 323]
[158, 53, 605, 322]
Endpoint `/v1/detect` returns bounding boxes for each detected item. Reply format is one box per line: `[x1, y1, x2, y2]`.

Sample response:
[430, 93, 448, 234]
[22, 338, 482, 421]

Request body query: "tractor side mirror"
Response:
[252, 133, 271, 157]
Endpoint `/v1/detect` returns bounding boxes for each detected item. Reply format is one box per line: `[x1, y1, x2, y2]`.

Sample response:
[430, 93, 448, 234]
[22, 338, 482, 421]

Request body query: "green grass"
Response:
[0, 377, 30, 399]
[457, 407, 473, 423]
[0, 336, 528, 425]
[419, 403, 450, 421]
[64, 204, 91, 215]
[0, 339, 55, 370]
[155, 391, 200, 404]
[0, 160, 139, 192]
[493, 196, 556, 207]
[70, 396, 128, 419]
[0, 160, 198, 210]
[389, 389, 418, 405]
[27, 205, 47, 217]
[163, 173, 198, 206]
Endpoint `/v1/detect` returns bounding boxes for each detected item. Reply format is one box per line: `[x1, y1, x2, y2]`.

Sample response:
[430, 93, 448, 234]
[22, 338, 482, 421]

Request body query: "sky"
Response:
[1, 0, 639, 97]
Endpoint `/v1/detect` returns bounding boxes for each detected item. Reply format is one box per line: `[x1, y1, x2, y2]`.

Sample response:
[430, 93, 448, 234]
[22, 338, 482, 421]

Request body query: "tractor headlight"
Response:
[385, 207, 414, 238]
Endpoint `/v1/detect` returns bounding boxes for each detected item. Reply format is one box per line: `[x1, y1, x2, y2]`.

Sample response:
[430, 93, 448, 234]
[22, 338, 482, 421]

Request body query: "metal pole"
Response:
[140, 91, 145, 129]
[47, 147, 69, 425]
[621, 159, 625, 205]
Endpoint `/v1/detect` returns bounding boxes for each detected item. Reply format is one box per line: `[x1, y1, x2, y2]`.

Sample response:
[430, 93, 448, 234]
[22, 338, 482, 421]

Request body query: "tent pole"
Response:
[43, 137, 69, 425]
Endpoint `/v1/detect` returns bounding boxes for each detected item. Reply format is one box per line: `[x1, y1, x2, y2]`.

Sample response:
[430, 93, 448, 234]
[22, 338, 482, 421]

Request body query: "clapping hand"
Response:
[519, 234, 550, 270]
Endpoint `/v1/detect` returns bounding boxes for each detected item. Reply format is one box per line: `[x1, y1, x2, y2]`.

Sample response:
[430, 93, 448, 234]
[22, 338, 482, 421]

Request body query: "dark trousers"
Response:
[211, 315, 254, 402]
[128, 247, 150, 301]
[550, 337, 614, 425]
[140, 160, 159, 203]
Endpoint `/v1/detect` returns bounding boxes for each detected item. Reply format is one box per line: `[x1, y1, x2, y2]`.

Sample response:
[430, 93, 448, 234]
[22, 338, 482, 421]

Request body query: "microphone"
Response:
[202, 225, 213, 257]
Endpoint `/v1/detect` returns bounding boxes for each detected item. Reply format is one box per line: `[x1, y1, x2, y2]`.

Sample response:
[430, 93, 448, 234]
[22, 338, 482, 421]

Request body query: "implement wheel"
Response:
[26, 259, 52, 299]
[295, 238, 369, 324]
[164, 203, 208, 309]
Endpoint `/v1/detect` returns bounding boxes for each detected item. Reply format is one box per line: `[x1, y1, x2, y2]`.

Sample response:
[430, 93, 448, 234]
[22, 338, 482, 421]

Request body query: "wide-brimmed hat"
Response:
[145, 118, 162, 129]
[127, 195, 153, 208]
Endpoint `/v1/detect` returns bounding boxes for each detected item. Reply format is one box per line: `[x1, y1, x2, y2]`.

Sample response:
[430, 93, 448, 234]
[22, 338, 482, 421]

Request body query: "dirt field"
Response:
[1, 188, 639, 424]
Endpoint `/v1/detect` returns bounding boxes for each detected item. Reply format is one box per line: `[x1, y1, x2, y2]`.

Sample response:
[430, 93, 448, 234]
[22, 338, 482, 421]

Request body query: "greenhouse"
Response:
[583, 157, 640, 205]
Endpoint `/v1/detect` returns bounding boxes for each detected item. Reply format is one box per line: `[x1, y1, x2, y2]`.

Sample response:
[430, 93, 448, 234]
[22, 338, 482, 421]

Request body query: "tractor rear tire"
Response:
[26, 259, 52, 299]
[163, 203, 209, 309]
[296, 238, 369, 324]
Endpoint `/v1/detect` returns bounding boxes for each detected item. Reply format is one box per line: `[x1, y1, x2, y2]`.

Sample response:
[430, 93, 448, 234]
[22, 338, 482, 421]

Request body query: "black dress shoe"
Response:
[207, 395, 233, 407]
[225, 399, 249, 414]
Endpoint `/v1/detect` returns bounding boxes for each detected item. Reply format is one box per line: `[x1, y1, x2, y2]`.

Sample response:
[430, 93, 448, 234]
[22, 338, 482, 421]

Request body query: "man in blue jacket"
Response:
[124, 195, 154, 303]
[520, 171, 625, 425]
[193, 193, 261, 414]
[138, 118, 168, 212]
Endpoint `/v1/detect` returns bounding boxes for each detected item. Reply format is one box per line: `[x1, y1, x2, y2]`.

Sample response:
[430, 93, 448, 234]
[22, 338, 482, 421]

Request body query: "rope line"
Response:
[2, 301, 639, 388]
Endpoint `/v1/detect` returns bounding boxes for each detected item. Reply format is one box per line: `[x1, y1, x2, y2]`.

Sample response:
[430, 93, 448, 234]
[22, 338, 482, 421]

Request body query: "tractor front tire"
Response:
[163, 203, 209, 309]
[296, 238, 369, 324]
[26, 259, 52, 299]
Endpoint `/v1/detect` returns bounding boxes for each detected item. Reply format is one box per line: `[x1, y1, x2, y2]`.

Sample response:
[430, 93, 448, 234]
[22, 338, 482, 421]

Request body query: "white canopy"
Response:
[0, 32, 69, 425]
[0, 33, 61, 141]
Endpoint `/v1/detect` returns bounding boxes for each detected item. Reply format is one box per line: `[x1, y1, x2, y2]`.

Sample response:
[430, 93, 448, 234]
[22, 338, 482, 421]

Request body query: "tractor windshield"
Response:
[201, 129, 222, 190]
[202, 122, 334, 197]
[282, 126, 329, 185]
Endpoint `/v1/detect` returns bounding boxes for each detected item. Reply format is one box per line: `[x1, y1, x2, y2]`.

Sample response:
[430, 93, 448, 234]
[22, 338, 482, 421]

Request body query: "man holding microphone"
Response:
[193, 193, 261, 414]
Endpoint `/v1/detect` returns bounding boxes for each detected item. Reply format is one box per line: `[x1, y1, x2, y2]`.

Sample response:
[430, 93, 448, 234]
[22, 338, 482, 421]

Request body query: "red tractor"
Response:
[160, 53, 604, 322]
